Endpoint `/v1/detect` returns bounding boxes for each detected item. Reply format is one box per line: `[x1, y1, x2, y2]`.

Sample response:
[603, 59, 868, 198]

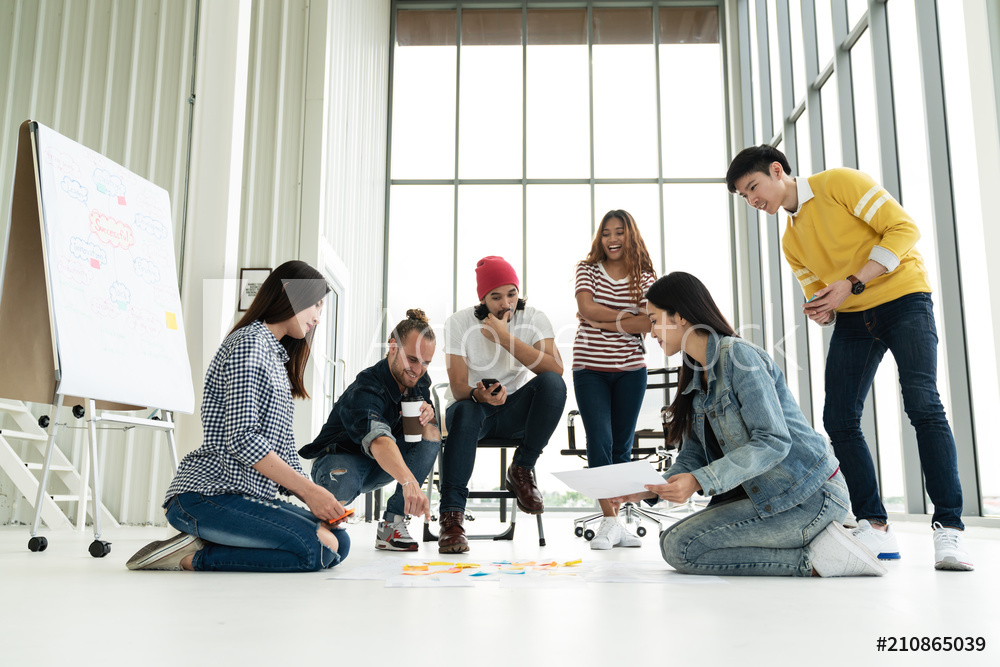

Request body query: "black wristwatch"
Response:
[847, 275, 866, 295]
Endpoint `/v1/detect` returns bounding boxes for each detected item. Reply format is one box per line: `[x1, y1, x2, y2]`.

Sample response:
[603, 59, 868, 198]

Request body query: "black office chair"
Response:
[561, 367, 688, 539]
[421, 382, 546, 546]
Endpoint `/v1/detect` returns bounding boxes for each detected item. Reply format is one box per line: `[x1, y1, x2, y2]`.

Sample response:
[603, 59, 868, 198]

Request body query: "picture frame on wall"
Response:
[238, 268, 271, 311]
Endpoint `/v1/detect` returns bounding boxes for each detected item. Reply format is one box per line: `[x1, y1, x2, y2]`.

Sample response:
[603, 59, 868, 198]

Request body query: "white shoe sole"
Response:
[935, 557, 974, 571]
[126, 533, 200, 570]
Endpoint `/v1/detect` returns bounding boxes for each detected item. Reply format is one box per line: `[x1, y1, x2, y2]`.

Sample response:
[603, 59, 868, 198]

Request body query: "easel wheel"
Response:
[89, 540, 111, 558]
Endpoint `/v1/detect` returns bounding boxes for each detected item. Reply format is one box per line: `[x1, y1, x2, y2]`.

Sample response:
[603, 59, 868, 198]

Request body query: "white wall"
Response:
[0, 0, 198, 525]
[0, 0, 392, 526]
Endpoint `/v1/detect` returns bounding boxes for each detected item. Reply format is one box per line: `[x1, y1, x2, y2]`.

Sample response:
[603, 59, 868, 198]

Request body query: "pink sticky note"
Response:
[117, 195, 127, 205]
[90, 258, 100, 269]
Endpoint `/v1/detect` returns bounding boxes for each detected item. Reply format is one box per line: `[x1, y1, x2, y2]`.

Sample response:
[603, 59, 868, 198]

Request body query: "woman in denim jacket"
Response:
[613, 272, 884, 577]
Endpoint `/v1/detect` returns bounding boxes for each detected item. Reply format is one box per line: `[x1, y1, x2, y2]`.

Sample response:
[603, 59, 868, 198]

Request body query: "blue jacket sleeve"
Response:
[690, 343, 792, 496]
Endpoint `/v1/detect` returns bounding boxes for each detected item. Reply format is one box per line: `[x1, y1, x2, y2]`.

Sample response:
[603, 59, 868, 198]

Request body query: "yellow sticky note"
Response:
[165, 312, 177, 330]
[455, 563, 480, 569]
[427, 561, 455, 567]
[403, 564, 429, 571]
[563, 559, 583, 566]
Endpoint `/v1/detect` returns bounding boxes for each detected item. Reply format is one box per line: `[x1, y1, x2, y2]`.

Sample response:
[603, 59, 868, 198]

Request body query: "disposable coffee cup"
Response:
[401, 396, 423, 443]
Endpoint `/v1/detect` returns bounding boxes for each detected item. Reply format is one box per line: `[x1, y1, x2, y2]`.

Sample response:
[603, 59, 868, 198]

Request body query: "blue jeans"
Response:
[822, 292, 964, 529]
[165, 492, 350, 572]
[441, 371, 567, 512]
[660, 473, 850, 576]
[573, 368, 647, 468]
[310, 437, 441, 521]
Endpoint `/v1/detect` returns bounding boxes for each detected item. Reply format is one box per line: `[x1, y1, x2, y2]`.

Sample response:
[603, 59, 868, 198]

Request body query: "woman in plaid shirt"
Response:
[127, 261, 350, 572]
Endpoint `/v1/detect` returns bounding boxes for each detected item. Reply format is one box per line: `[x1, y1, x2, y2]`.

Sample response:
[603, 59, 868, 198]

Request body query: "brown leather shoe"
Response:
[505, 464, 544, 514]
[438, 510, 470, 553]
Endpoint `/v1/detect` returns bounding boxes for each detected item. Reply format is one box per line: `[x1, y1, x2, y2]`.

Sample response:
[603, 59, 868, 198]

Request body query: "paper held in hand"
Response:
[551, 461, 667, 500]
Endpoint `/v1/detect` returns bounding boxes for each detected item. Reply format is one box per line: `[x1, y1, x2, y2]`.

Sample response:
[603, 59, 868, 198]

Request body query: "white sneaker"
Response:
[617, 521, 642, 548]
[589, 517, 622, 550]
[807, 522, 887, 577]
[851, 519, 901, 560]
[932, 522, 974, 571]
[843, 511, 858, 529]
[126, 532, 203, 570]
[376, 514, 418, 551]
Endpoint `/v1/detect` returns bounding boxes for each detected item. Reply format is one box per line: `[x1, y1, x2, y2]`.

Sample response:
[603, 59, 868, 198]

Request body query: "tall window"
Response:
[387, 2, 730, 508]
[741, 0, 996, 520]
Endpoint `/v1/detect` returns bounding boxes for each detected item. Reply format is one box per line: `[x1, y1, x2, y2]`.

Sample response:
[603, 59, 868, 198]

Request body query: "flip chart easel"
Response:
[0, 120, 194, 557]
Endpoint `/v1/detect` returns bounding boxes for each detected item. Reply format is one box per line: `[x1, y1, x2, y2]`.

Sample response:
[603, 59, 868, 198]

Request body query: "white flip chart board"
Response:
[0, 120, 194, 413]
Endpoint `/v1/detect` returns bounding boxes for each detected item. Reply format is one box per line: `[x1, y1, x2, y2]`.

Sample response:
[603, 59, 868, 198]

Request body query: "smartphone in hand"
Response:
[481, 378, 503, 395]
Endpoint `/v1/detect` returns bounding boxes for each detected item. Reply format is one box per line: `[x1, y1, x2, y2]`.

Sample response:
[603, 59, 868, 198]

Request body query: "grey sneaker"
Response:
[126, 532, 203, 570]
[807, 522, 887, 577]
[376, 514, 418, 551]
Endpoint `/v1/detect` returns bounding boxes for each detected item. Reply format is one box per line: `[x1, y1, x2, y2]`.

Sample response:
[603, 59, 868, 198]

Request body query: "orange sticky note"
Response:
[165, 312, 177, 330]
[403, 564, 429, 572]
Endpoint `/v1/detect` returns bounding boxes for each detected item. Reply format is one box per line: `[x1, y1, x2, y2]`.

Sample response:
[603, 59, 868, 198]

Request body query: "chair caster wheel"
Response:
[89, 540, 111, 558]
[574, 526, 584, 537]
[539, 538, 546, 547]
[28, 536, 48, 552]
[583, 529, 595, 541]
[636, 526, 647, 537]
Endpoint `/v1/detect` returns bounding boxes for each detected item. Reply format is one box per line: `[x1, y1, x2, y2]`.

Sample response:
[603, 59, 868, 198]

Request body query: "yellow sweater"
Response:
[782, 168, 931, 312]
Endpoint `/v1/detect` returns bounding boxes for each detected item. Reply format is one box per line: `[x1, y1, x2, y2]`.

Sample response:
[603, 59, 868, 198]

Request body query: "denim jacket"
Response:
[298, 358, 433, 460]
[665, 335, 837, 517]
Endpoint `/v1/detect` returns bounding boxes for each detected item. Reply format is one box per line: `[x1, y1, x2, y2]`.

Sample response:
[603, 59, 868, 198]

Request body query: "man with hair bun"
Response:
[439, 256, 567, 553]
[299, 309, 440, 552]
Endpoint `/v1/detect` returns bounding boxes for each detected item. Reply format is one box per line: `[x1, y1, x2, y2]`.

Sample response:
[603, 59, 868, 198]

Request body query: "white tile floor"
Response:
[1, 514, 997, 667]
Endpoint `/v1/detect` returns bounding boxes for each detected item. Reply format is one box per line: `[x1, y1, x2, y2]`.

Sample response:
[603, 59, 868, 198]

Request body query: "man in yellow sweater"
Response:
[726, 145, 972, 571]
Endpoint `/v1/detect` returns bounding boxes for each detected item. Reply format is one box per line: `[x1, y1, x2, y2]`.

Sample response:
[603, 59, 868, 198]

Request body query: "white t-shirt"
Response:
[444, 305, 555, 400]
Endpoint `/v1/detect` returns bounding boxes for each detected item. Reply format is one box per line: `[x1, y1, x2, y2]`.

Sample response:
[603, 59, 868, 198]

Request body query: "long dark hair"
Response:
[646, 272, 737, 444]
[231, 260, 330, 399]
[582, 209, 656, 303]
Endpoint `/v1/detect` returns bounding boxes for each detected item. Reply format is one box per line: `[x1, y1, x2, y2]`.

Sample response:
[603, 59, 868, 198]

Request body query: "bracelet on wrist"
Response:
[401, 480, 417, 488]
[469, 388, 479, 403]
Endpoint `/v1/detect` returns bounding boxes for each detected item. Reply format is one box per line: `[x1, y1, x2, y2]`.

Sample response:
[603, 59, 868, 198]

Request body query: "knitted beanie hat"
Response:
[475, 256, 519, 301]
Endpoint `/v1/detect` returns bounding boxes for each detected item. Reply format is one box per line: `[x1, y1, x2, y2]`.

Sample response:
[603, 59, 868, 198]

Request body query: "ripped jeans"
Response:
[310, 437, 441, 521]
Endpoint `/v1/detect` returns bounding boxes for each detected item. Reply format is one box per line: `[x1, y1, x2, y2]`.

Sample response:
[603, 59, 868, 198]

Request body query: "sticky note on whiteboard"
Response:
[165, 312, 177, 330]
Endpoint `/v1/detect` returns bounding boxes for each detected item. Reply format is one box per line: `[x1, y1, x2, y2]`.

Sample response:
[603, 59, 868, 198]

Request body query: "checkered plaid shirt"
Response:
[164, 320, 308, 504]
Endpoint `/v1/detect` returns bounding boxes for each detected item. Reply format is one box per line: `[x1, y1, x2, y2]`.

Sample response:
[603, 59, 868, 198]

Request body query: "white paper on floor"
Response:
[328, 556, 726, 587]
[385, 575, 475, 588]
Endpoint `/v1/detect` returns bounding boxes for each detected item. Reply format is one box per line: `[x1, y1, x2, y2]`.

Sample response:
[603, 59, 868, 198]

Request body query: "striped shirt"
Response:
[573, 262, 656, 372]
[164, 320, 308, 504]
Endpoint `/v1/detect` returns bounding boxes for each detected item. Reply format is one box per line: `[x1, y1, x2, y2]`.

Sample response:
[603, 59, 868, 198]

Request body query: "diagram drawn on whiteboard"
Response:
[34, 123, 194, 413]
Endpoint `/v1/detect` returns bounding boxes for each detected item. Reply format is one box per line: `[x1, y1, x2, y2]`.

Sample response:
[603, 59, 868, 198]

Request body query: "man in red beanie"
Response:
[438, 256, 567, 553]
